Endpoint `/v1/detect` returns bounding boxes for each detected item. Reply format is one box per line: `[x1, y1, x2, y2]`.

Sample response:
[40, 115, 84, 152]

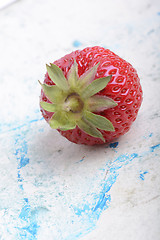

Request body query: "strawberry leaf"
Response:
[84, 111, 115, 131]
[77, 118, 105, 141]
[46, 63, 69, 91]
[87, 95, 117, 112]
[68, 59, 78, 89]
[39, 81, 64, 103]
[81, 75, 112, 99]
[40, 102, 57, 112]
[79, 63, 100, 88]
[49, 112, 76, 130]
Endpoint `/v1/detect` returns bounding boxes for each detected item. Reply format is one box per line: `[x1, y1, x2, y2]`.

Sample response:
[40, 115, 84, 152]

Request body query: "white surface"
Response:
[0, 0, 18, 10]
[0, 0, 160, 239]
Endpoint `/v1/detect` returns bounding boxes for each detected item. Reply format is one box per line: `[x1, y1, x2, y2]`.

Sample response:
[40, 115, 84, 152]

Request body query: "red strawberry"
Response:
[39, 46, 143, 145]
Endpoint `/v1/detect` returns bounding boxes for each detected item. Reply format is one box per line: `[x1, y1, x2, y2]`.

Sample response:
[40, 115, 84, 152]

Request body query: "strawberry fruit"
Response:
[39, 46, 143, 145]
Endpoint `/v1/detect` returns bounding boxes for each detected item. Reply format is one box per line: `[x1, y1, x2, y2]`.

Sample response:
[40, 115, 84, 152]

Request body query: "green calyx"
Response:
[39, 60, 118, 141]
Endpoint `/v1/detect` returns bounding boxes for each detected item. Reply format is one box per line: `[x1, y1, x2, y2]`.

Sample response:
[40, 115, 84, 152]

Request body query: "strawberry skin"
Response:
[40, 46, 143, 145]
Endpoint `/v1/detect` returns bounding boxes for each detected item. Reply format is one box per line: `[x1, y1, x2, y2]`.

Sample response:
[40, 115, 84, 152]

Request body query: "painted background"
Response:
[0, 0, 160, 239]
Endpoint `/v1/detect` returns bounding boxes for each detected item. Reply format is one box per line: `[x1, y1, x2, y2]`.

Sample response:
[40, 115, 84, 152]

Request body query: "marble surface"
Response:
[0, 0, 160, 239]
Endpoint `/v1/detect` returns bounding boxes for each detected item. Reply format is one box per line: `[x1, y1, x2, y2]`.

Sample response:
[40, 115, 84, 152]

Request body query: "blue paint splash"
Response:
[150, 143, 160, 152]
[139, 171, 148, 181]
[14, 129, 39, 239]
[17, 170, 24, 190]
[94, 153, 138, 211]
[70, 152, 139, 240]
[18, 199, 39, 240]
[69, 142, 160, 240]
[0, 117, 43, 134]
[73, 40, 82, 47]
[77, 156, 85, 163]
[149, 133, 153, 138]
[109, 142, 119, 148]
[15, 136, 29, 169]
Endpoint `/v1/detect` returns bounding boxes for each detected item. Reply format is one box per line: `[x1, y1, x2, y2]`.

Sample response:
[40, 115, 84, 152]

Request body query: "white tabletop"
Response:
[0, 0, 160, 239]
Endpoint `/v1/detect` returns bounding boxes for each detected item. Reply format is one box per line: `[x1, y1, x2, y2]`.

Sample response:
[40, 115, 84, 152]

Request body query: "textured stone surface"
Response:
[0, 0, 160, 239]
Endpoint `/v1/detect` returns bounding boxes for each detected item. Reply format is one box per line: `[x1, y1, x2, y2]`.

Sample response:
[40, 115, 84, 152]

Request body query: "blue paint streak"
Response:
[19, 205, 31, 220]
[139, 171, 148, 181]
[72, 152, 139, 230]
[73, 40, 82, 47]
[94, 193, 111, 211]
[0, 117, 43, 134]
[79, 157, 85, 163]
[69, 152, 142, 240]
[15, 139, 30, 169]
[143, 132, 153, 140]
[72, 143, 159, 240]
[76, 156, 85, 163]
[79, 159, 84, 162]
[19, 201, 39, 239]
[150, 144, 160, 152]
[74, 204, 90, 216]
[157, 12, 160, 16]
[14, 129, 39, 239]
[109, 142, 119, 148]
[17, 170, 24, 190]
[94, 153, 138, 212]
[24, 198, 29, 203]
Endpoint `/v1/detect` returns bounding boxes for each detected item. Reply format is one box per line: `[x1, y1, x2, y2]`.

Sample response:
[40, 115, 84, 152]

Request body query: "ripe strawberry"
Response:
[39, 46, 143, 145]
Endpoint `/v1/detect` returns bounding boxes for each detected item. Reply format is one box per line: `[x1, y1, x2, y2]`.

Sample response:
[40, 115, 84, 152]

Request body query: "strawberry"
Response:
[39, 46, 143, 145]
